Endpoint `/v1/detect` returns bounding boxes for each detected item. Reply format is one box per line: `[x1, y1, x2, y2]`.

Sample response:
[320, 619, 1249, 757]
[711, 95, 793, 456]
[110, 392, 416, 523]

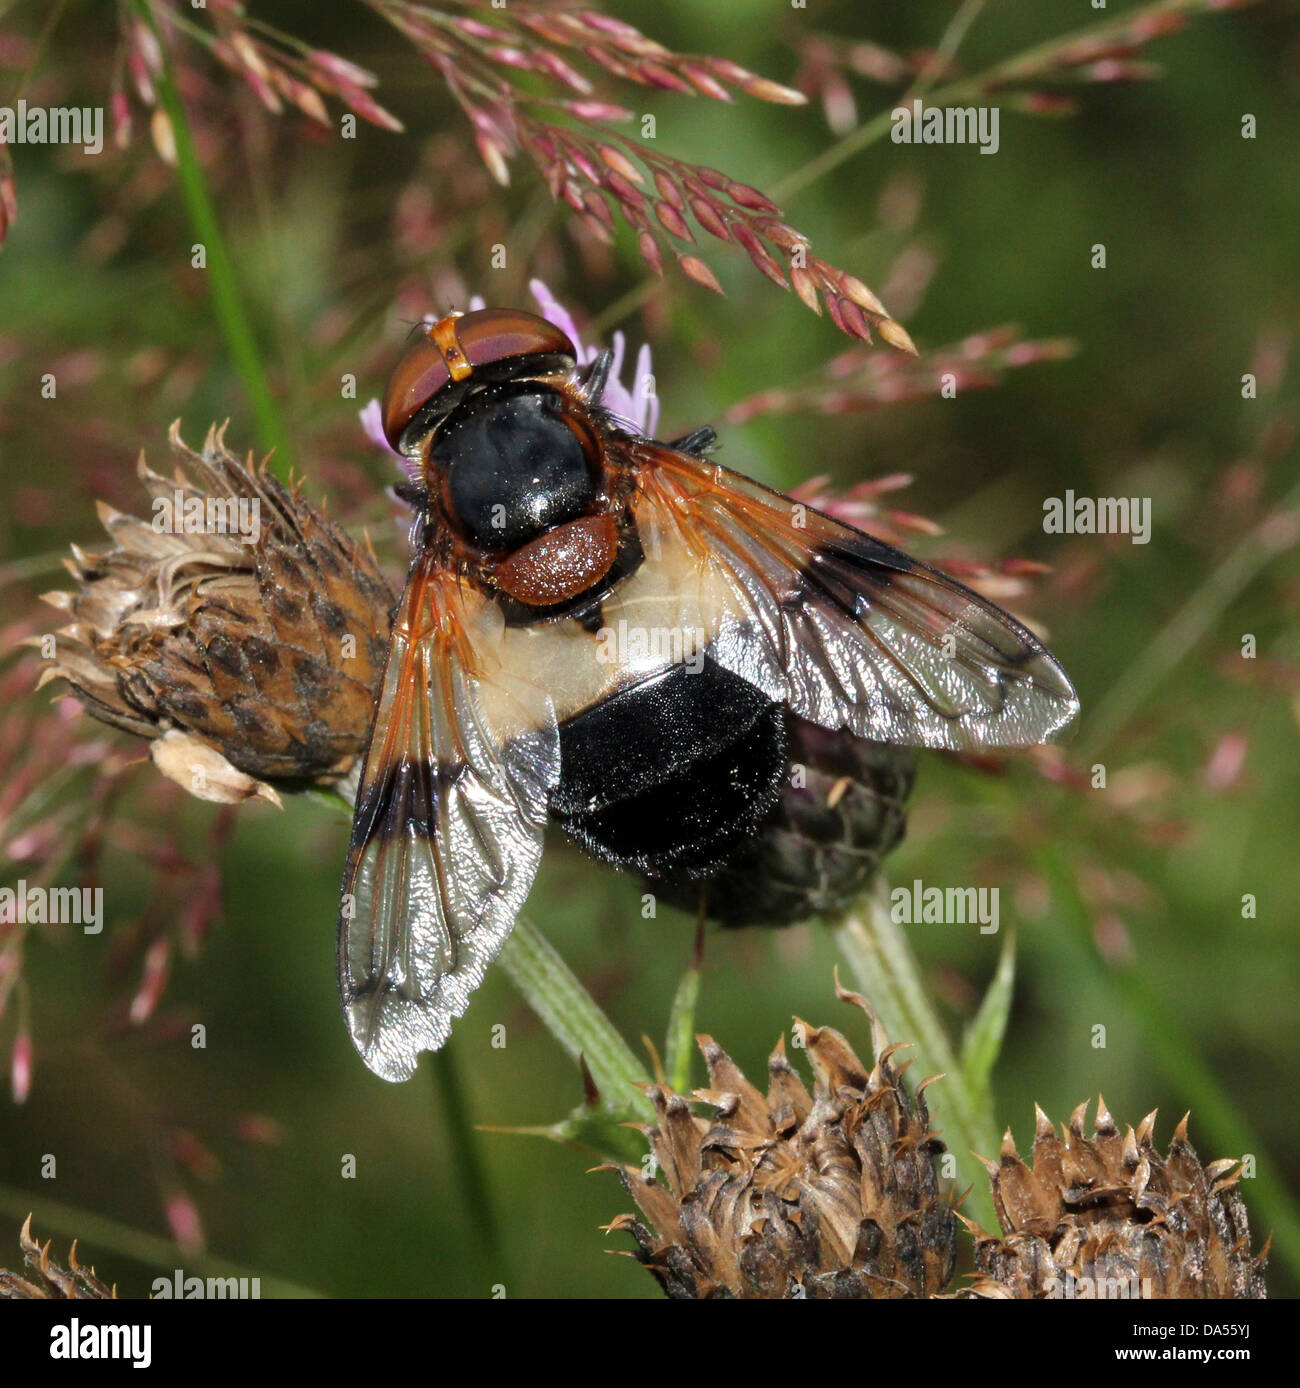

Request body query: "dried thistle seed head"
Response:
[37, 423, 394, 801]
[0, 1216, 116, 1299]
[607, 988, 957, 1298]
[963, 1100, 1268, 1299]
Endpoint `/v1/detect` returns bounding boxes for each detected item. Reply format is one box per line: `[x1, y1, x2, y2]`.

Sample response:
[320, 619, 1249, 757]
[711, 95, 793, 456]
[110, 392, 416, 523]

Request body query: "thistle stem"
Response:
[834, 883, 998, 1230]
[663, 922, 704, 1094]
[499, 917, 653, 1119]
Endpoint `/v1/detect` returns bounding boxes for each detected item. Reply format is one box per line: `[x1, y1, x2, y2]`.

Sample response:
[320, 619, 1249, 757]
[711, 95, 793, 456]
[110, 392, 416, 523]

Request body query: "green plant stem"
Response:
[914, 0, 988, 100]
[427, 1045, 503, 1268]
[8, 0, 67, 101]
[131, 0, 292, 476]
[959, 929, 1017, 1104]
[499, 916, 652, 1119]
[833, 882, 998, 1230]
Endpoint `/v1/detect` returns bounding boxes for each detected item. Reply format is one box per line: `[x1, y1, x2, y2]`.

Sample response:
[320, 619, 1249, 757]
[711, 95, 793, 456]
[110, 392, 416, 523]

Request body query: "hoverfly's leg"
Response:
[667, 426, 718, 458]
[579, 349, 615, 404]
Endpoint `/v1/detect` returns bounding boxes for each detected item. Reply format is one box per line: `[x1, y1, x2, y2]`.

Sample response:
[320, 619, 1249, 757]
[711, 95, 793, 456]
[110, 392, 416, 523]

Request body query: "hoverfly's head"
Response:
[381, 308, 577, 457]
[381, 308, 607, 557]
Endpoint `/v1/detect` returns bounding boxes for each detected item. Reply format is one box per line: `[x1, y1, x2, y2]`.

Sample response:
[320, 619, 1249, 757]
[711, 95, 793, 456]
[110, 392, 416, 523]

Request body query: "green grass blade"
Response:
[132, 0, 292, 476]
[959, 930, 1017, 1102]
[664, 954, 702, 1095]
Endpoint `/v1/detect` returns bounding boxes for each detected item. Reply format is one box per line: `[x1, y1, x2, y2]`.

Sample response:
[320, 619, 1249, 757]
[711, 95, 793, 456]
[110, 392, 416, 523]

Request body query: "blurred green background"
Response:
[1, 0, 1298, 1298]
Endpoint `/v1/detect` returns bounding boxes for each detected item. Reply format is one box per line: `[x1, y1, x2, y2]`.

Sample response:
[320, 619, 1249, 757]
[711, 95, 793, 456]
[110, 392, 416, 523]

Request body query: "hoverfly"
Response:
[340, 308, 1079, 1080]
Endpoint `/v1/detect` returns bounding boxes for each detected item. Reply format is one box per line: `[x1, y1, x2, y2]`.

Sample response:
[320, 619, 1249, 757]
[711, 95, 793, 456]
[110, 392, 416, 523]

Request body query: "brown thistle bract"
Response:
[963, 1099, 1268, 1299]
[0, 1216, 116, 1300]
[607, 989, 956, 1298]
[37, 424, 394, 804]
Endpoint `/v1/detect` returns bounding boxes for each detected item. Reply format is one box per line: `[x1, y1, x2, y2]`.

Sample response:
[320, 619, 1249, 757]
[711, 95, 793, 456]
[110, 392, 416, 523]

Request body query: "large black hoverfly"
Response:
[340, 308, 1078, 1080]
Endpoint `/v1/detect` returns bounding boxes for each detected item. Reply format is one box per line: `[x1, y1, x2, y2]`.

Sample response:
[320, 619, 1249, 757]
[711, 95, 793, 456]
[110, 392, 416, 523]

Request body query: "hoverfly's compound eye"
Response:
[454, 308, 577, 377]
[380, 329, 453, 452]
[380, 308, 578, 452]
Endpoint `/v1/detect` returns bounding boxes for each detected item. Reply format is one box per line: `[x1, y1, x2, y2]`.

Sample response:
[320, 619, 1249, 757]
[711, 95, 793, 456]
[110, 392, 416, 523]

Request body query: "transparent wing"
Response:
[631, 444, 1079, 751]
[338, 551, 559, 1081]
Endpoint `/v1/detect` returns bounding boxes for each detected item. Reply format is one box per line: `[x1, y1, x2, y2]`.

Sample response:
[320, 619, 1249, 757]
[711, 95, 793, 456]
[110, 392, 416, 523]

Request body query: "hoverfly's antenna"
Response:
[396, 309, 457, 336]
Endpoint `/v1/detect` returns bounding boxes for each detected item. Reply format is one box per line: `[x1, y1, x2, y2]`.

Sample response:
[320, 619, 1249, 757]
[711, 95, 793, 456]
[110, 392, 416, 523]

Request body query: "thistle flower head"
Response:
[607, 988, 956, 1298]
[37, 424, 394, 803]
[964, 1099, 1268, 1299]
[0, 1216, 115, 1299]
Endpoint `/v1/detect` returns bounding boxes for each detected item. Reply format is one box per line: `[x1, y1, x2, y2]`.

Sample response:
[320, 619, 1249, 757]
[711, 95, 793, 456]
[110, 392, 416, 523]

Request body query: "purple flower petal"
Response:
[529, 277, 588, 360]
[359, 398, 395, 454]
[632, 342, 659, 439]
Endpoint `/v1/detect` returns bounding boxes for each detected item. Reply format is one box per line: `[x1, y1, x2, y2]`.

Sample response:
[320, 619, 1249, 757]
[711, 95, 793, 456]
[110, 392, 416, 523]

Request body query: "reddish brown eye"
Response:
[455, 308, 576, 375]
[380, 309, 578, 452]
[381, 335, 452, 450]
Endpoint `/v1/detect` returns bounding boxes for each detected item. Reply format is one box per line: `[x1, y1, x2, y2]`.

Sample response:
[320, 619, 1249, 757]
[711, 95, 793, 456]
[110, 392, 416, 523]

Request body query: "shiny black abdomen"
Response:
[551, 658, 786, 879]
